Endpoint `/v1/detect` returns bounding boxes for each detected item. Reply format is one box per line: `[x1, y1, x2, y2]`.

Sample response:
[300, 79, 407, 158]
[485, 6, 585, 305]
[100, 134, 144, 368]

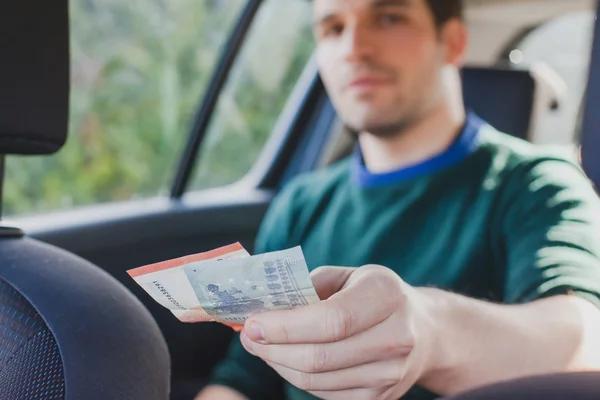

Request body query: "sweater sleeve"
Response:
[499, 157, 600, 309]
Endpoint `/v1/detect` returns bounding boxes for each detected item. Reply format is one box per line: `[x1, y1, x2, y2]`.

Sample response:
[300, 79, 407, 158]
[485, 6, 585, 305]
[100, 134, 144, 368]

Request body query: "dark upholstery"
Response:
[462, 66, 535, 141]
[0, 237, 170, 400]
[0, 278, 65, 400]
[443, 372, 600, 399]
[0, 2, 69, 155]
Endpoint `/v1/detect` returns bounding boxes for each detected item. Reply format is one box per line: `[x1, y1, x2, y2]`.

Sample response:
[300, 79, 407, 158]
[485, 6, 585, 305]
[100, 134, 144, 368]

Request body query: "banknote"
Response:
[127, 243, 250, 324]
[127, 244, 320, 331]
[183, 246, 320, 327]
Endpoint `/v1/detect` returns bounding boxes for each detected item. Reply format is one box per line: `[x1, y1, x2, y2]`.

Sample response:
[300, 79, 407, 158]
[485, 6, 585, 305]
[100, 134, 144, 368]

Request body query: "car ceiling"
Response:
[464, 0, 596, 64]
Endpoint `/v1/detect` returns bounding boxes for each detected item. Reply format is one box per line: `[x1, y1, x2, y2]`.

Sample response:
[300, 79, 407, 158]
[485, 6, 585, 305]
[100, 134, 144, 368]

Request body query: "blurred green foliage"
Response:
[4, 0, 314, 217]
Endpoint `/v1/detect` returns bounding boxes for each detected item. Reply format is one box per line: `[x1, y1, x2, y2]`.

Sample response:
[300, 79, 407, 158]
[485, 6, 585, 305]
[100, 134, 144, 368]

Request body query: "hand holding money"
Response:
[238, 265, 434, 400]
[127, 243, 320, 331]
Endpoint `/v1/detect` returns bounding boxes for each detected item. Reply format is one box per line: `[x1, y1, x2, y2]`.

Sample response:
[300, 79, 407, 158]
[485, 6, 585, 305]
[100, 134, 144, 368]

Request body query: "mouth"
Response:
[347, 76, 392, 92]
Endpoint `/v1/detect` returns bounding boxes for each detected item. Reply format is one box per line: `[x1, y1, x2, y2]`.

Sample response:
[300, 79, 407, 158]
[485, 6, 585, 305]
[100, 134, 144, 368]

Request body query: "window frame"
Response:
[241, 56, 338, 191]
[171, 0, 329, 197]
[170, 0, 262, 198]
[6, 0, 335, 224]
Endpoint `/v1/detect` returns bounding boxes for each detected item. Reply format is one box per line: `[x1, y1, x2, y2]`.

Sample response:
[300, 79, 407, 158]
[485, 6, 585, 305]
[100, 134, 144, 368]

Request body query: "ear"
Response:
[441, 19, 468, 66]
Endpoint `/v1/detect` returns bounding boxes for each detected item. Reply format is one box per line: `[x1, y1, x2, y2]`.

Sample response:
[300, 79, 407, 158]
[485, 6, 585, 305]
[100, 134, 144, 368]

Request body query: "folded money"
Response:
[127, 243, 320, 331]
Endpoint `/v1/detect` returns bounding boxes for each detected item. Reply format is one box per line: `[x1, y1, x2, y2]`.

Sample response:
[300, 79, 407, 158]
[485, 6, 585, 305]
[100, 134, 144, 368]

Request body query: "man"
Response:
[197, 0, 600, 399]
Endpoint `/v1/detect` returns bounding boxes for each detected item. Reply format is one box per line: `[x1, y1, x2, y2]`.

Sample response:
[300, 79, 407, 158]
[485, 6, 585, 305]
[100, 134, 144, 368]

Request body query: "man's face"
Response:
[313, 0, 459, 137]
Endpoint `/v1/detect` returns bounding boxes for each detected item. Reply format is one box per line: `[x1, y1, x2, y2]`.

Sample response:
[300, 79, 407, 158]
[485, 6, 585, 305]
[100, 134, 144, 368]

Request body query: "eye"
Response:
[323, 23, 345, 38]
[377, 13, 406, 26]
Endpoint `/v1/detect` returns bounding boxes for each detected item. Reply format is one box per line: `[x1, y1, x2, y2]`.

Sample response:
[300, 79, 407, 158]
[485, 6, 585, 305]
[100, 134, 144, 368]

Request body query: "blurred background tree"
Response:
[3, 0, 313, 217]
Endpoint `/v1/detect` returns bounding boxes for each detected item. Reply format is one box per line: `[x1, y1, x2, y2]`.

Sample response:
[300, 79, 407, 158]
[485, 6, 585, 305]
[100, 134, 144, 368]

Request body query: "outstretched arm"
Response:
[239, 266, 600, 399]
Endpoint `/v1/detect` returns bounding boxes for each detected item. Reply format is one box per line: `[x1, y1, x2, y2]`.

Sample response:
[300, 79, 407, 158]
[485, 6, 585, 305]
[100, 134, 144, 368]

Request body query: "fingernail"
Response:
[240, 331, 254, 353]
[247, 321, 265, 342]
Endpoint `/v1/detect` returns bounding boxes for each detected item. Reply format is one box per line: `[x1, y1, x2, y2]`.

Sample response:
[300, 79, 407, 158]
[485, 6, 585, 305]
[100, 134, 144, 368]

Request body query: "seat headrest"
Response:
[462, 66, 535, 141]
[0, 237, 170, 399]
[0, 2, 69, 155]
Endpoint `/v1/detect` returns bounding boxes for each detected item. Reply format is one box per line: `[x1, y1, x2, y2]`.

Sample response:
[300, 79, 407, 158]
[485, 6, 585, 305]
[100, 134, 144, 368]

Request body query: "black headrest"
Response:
[462, 66, 535, 141]
[0, 2, 70, 155]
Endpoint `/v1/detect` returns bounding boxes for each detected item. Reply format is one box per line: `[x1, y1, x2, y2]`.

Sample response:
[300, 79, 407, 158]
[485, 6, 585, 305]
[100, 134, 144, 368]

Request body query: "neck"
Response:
[359, 96, 465, 174]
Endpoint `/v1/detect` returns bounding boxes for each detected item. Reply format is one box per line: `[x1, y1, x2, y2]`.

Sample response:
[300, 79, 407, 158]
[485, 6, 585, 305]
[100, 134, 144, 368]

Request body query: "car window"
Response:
[188, 0, 314, 191]
[506, 11, 595, 145]
[3, 0, 246, 217]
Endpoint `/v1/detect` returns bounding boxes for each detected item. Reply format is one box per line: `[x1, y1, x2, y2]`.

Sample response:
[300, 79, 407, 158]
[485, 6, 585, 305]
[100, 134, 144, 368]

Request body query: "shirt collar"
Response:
[351, 112, 485, 188]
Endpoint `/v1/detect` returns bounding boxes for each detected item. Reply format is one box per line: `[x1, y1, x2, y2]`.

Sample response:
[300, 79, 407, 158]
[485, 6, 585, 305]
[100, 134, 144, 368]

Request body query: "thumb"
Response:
[310, 266, 355, 300]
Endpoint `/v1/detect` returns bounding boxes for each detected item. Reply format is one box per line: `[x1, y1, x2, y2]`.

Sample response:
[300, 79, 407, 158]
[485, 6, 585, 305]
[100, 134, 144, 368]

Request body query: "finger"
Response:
[240, 316, 413, 373]
[311, 266, 355, 300]
[265, 358, 406, 392]
[245, 265, 402, 344]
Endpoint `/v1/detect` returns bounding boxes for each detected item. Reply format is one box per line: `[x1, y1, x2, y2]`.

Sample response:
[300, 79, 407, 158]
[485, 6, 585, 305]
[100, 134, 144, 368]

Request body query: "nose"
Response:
[340, 21, 376, 63]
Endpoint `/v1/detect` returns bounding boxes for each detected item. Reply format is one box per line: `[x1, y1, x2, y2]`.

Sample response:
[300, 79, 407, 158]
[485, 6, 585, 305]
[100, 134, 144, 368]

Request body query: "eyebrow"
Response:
[313, 0, 411, 28]
[372, 0, 411, 7]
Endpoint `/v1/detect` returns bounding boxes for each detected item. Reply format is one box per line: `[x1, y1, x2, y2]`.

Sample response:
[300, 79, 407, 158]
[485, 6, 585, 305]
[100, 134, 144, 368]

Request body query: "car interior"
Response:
[1, 0, 599, 399]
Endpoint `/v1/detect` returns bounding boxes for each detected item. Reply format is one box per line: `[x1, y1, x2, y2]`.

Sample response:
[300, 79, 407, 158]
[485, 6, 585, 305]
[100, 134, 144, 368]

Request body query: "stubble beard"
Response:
[343, 101, 424, 140]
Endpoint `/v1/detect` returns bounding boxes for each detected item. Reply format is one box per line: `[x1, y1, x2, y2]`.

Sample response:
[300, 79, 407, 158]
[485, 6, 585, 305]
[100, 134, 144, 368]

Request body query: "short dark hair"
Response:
[425, 0, 463, 27]
[308, 0, 464, 29]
